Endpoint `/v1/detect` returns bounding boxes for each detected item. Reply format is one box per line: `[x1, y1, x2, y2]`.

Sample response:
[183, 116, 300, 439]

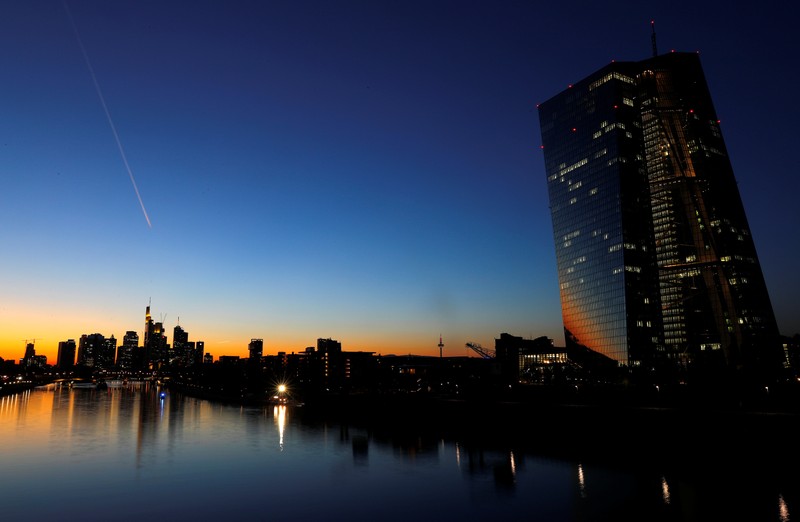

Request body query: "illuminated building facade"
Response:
[495, 333, 568, 384]
[538, 52, 782, 379]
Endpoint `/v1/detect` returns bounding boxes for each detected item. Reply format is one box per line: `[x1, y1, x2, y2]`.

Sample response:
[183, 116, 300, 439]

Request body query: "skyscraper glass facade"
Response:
[538, 53, 781, 377]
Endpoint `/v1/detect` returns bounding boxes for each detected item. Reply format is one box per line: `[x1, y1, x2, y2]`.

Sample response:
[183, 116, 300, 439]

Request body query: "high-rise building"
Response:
[248, 339, 263, 361]
[57, 339, 77, 370]
[78, 333, 105, 367]
[538, 51, 782, 382]
[118, 331, 139, 369]
[143, 304, 167, 369]
[195, 341, 206, 366]
[21, 342, 36, 368]
[99, 336, 117, 369]
[173, 324, 189, 366]
[317, 338, 343, 391]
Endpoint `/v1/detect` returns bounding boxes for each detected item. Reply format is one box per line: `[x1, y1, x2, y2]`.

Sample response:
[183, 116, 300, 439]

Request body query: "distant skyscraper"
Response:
[144, 305, 153, 366]
[118, 331, 139, 369]
[99, 336, 117, 369]
[538, 52, 782, 381]
[194, 341, 205, 366]
[173, 324, 189, 365]
[143, 304, 167, 369]
[22, 342, 36, 368]
[78, 333, 105, 367]
[57, 339, 77, 370]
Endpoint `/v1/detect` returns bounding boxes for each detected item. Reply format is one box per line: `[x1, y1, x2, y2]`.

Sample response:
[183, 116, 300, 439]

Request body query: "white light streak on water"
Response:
[779, 494, 790, 522]
[578, 463, 587, 498]
[275, 405, 286, 450]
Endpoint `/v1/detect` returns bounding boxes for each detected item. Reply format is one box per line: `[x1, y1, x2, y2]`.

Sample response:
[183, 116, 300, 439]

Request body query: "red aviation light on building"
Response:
[572, 127, 577, 132]
[568, 84, 573, 88]
[540, 145, 545, 149]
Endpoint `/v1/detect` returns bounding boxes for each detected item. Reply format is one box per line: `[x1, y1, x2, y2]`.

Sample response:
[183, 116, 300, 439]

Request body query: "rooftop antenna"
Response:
[438, 334, 444, 358]
[651, 19, 658, 57]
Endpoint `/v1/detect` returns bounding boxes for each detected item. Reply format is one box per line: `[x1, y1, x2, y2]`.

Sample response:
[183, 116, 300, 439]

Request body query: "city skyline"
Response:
[2, 1, 799, 364]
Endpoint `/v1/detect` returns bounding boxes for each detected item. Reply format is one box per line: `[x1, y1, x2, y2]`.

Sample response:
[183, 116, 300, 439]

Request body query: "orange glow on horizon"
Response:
[0, 322, 482, 366]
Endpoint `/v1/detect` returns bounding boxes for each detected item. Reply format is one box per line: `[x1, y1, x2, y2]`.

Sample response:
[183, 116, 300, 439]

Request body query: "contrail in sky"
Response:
[63, 1, 152, 228]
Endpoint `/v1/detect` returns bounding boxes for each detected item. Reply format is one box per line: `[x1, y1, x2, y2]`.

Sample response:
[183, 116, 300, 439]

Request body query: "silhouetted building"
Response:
[318, 338, 343, 391]
[538, 51, 782, 383]
[185, 341, 196, 366]
[118, 331, 138, 369]
[219, 355, 240, 367]
[57, 339, 77, 370]
[76, 333, 115, 369]
[21, 343, 36, 368]
[77, 334, 96, 367]
[248, 339, 263, 361]
[495, 333, 569, 384]
[172, 324, 189, 366]
[341, 351, 378, 392]
[98, 336, 117, 369]
[0, 357, 16, 376]
[194, 341, 205, 366]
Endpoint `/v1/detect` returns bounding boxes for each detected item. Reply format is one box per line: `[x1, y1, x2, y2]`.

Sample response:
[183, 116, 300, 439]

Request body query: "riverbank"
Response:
[0, 380, 41, 397]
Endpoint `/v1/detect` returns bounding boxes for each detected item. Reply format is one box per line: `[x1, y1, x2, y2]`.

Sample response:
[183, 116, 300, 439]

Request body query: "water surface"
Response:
[1, 383, 795, 521]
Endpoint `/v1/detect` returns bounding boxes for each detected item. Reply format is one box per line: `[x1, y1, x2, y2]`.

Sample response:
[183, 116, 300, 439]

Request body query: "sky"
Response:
[1, 0, 798, 364]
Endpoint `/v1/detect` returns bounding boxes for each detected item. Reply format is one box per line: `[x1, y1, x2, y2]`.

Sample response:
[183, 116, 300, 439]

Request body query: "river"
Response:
[0, 382, 796, 521]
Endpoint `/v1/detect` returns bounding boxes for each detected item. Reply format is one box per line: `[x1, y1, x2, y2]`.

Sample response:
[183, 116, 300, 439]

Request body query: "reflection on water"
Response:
[577, 462, 587, 498]
[780, 494, 790, 522]
[275, 404, 286, 450]
[0, 386, 797, 521]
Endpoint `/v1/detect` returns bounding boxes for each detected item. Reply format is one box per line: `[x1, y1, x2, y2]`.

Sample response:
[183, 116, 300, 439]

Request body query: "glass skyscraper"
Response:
[538, 52, 782, 381]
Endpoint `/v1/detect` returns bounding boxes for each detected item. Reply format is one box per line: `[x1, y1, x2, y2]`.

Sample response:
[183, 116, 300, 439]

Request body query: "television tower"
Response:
[438, 334, 444, 358]
[650, 19, 658, 57]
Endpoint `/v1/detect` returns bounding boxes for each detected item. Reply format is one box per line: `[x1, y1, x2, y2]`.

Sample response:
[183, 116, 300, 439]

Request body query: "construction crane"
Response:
[465, 342, 495, 360]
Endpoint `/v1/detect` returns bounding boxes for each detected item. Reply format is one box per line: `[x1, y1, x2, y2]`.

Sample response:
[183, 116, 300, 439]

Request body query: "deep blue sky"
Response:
[2, 0, 798, 361]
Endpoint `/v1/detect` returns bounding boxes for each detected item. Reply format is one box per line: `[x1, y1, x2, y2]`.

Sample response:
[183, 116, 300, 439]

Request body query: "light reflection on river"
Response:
[0, 384, 796, 521]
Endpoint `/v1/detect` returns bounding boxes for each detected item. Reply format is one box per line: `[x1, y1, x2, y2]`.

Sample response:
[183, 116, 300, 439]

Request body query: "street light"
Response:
[272, 383, 288, 404]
